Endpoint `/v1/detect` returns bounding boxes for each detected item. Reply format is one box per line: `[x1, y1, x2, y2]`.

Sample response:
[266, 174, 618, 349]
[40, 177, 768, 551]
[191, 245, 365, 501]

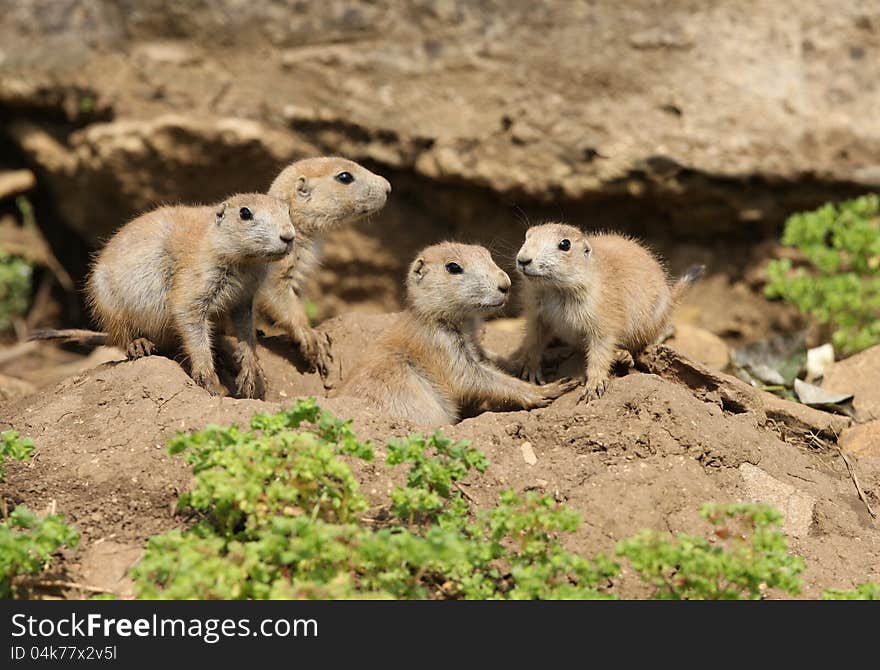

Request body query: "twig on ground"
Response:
[454, 481, 477, 504]
[835, 446, 877, 519]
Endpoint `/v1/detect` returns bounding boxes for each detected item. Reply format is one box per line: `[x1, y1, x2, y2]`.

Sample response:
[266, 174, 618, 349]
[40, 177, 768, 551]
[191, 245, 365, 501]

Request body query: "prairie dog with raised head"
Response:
[34, 195, 295, 398]
[258, 157, 391, 378]
[513, 223, 703, 402]
[335, 242, 577, 426]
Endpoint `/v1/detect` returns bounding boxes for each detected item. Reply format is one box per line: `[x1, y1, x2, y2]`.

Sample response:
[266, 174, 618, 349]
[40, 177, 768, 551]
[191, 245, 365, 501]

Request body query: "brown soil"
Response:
[2, 312, 878, 599]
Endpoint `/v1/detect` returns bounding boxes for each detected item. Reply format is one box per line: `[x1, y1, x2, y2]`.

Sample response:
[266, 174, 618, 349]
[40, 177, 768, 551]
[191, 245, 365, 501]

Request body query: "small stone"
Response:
[739, 463, 815, 537]
[134, 42, 200, 66]
[504, 420, 523, 438]
[78, 541, 143, 599]
[521, 441, 537, 466]
[806, 343, 835, 381]
[823, 345, 880, 422]
[667, 323, 730, 370]
[509, 120, 542, 145]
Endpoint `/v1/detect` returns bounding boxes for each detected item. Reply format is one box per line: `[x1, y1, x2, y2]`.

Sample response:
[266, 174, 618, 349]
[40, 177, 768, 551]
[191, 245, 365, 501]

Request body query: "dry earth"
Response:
[1, 314, 878, 599]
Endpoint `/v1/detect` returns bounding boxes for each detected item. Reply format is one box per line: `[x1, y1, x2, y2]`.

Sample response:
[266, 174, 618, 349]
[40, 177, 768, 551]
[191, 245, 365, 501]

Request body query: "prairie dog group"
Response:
[50, 194, 296, 398]
[335, 242, 576, 425]
[33, 156, 389, 397]
[513, 223, 703, 401]
[32, 150, 704, 424]
[259, 157, 391, 377]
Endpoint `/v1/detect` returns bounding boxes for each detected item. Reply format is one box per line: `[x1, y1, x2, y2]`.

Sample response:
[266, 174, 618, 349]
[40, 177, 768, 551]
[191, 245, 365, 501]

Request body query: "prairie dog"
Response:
[335, 242, 577, 426]
[34, 195, 295, 398]
[513, 223, 703, 402]
[258, 157, 391, 378]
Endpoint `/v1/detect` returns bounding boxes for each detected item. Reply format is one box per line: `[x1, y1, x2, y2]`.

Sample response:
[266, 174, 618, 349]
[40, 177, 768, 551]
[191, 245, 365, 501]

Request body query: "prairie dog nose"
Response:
[380, 177, 392, 195]
[280, 227, 295, 244]
[497, 271, 511, 293]
[517, 256, 532, 268]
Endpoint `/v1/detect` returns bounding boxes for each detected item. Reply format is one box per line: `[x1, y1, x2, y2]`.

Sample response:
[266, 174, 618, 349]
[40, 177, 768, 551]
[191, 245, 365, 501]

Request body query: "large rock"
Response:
[4, 2, 880, 203]
[839, 421, 880, 460]
[739, 463, 815, 538]
[667, 323, 730, 370]
[636, 345, 765, 418]
[823, 345, 880, 423]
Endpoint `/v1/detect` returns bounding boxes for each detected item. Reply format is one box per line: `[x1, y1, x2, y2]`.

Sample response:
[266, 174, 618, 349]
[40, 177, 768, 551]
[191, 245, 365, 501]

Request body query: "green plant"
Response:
[0, 508, 80, 598]
[136, 401, 880, 601]
[471, 490, 617, 599]
[133, 400, 615, 599]
[1, 430, 34, 481]
[386, 432, 488, 522]
[16, 196, 36, 229]
[302, 298, 319, 325]
[823, 581, 880, 600]
[617, 503, 804, 599]
[0, 249, 32, 332]
[765, 194, 880, 354]
[79, 95, 95, 114]
[0, 431, 79, 598]
[169, 398, 372, 538]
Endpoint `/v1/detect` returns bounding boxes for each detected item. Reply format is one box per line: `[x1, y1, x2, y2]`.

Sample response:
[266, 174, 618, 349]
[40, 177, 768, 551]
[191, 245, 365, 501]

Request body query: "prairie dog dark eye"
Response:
[239, 207, 253, 221]
[445, 262, 463, 274]
[558, 238, 571, 251]
[335, 171, 355, 185]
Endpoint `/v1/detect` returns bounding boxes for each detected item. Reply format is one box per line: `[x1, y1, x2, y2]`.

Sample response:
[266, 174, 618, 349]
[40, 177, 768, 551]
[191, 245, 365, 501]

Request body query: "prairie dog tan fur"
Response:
[335, 242, 577, 426]
[513, 223, 703, 402]
[34, 195, 295, 398]
[257, 157, 391, 377]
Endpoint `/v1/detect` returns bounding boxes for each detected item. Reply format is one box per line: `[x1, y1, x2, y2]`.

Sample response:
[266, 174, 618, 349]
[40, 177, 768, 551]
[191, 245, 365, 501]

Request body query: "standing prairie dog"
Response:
[334, 242, 577, 426]
[34, 195, 295, 398]
[513, 223, 704, 402]
[257, 157, 391, 378]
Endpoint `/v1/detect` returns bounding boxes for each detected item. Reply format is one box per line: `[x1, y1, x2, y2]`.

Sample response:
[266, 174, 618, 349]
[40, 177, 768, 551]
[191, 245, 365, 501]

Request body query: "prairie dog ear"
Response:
[295, 175, 312, 201]
[584, 242, 592, 258]
[411, 258, 426, 282]
[215, 201, 228, 223]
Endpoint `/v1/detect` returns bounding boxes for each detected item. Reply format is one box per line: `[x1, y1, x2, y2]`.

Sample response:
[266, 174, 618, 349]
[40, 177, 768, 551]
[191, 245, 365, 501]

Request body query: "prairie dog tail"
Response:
[671, 264, 706, 302]
[29, 328, 108, 346]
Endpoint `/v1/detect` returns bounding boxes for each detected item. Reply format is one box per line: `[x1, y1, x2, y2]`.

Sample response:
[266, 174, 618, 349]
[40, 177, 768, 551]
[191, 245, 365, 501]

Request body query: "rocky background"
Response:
[2, 0, 879, 321]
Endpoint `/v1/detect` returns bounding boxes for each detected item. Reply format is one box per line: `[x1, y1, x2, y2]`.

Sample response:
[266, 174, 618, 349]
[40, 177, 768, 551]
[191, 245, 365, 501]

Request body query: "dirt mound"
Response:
[2, 311, 878, 598]
[1, 356, 273, 543]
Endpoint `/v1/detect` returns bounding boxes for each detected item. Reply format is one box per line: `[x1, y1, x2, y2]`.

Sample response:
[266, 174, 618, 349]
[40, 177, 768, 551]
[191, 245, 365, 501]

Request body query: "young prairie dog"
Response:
[257, 157, 391, 378]
[513, 223, 703, 402]
[335, 242, 577, 426]
[34, 195, 295, 398]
